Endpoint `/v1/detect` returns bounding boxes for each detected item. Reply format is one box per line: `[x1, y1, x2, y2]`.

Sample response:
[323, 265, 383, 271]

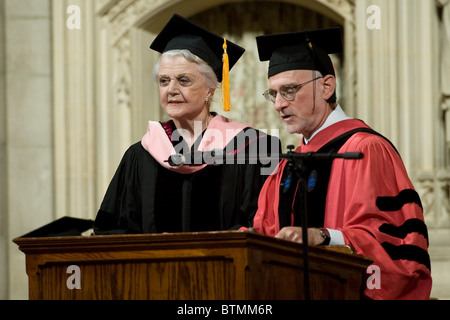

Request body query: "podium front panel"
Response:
[14, 231, 372, 300]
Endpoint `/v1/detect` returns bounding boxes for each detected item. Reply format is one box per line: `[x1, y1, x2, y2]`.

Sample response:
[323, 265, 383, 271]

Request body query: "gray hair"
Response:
[152, 49, 219, 90]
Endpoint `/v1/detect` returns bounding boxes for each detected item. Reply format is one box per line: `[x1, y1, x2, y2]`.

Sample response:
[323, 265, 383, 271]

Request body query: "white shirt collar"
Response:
[304, 105, 351, 144]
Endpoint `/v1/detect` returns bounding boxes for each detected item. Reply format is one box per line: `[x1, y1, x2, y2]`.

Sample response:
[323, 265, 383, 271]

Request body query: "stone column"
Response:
[53, 0, 98, 220]
[3, 0, 53, 299]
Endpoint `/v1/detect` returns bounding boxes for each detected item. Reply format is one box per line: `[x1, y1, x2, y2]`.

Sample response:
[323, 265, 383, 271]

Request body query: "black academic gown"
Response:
[94, 125, 280, 235]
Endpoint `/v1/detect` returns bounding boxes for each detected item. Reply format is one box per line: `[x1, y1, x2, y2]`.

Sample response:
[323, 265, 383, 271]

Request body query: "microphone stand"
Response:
[281, 145, 363, 300]
[284, 145, 311, 300]
[166, 149, 363, 166]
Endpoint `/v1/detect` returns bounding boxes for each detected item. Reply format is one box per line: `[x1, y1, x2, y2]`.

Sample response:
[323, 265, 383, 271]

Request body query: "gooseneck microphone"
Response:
[166, 148, 225, 167]
[166, 149, 363, 167]
[167, 154, 186, 167]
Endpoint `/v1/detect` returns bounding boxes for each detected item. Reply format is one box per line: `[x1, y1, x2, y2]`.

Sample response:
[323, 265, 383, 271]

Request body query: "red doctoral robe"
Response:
[252, 119, 432, 300]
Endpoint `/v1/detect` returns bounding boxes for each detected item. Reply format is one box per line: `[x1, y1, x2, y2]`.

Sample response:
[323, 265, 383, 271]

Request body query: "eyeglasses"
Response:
[263, 76, 323, 104]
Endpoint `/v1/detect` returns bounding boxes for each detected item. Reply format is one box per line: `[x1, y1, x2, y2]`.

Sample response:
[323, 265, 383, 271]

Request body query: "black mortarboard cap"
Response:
[19, 216, 94, 238]
[150, 14, 245, 83]
[256, 27, 343, 78]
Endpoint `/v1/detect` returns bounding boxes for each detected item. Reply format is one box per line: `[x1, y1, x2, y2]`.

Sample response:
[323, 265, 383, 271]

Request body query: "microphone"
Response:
[166, 148, 225, 167]
[167, 154, 186, 167]
[338, 152, 364, 159]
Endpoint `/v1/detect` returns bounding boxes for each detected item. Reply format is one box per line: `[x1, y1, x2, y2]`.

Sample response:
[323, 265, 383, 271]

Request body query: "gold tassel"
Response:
[222, 38, 231, 112]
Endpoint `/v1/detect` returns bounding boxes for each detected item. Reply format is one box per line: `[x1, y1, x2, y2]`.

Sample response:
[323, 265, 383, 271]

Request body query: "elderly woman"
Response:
[94, 14, 279, 234]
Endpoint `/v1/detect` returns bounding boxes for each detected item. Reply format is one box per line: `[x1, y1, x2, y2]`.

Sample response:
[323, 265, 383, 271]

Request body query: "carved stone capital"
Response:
[415, 169, 450, 228]
[318, 0, 355, 20]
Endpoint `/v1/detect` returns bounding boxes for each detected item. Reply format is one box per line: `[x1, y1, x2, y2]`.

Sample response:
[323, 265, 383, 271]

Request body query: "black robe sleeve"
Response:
[94, 142, 156, 234]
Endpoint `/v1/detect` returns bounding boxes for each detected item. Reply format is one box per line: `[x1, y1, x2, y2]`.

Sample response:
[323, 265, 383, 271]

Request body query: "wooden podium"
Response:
[13, 231, 372, 300]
